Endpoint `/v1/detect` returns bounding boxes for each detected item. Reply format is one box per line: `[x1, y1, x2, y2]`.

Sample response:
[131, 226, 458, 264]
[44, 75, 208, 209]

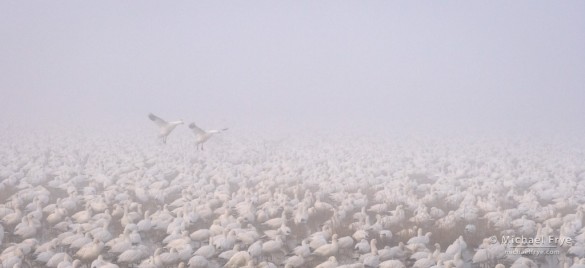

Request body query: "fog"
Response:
[1, 1, 584, 137]
[2, 3, 585, 268]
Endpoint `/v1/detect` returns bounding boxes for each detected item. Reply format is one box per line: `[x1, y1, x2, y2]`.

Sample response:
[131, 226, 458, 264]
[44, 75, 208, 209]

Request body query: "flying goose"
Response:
[148, 113, 184, 144]
[188, 122, 228, 150]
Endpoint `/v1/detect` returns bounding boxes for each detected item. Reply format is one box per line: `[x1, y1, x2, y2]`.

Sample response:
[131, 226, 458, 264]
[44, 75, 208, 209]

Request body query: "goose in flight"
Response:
[148, 113, 184, 144]
[188, 122, 228, 150]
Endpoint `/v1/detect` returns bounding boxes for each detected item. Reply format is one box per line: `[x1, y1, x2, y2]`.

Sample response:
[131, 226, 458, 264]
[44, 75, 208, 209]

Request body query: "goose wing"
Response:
[189, 123, 206, 136]
[207, 128, 229, 134]
[148, 113, 168, 127]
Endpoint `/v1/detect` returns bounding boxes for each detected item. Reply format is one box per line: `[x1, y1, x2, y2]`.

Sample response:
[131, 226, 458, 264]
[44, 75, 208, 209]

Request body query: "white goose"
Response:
[188, 122, 228, 150]
[148, 113, 184, 144]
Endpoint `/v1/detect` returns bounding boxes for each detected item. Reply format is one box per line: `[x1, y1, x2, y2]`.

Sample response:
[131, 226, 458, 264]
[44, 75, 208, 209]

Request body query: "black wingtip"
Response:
[148, 113, 156, 121]
[189, 123, 196, 129]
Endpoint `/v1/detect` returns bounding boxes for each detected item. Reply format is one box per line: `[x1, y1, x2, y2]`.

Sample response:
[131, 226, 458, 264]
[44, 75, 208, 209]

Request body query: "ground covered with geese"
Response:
[1, 130, 584, 268]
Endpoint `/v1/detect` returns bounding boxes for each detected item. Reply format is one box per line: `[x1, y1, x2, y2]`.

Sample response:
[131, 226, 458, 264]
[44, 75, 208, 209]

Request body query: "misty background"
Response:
[1, 1, 584, 138]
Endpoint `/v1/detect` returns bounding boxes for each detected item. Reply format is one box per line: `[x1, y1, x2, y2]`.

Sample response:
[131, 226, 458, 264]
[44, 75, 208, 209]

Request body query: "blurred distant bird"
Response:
[148, 113, 184, 144]
[188, 122, 228, 150]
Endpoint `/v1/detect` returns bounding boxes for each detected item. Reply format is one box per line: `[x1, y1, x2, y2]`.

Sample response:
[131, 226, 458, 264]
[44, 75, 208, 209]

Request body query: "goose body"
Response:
[188, 122, 228, 150]
[148, 113, 184, 144]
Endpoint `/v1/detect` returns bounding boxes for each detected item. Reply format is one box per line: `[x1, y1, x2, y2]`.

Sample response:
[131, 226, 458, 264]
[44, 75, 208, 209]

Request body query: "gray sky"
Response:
[1, 1, 584, 135]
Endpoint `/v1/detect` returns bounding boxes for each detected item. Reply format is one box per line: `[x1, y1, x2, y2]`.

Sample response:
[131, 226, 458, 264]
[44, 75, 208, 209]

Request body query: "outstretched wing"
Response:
[207, 128, 229, 134]
[148, 113, 168, 127]
[189, 123, 205, 136]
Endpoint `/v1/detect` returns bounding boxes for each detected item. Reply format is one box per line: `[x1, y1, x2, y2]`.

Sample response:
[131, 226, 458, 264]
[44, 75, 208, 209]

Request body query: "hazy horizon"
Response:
[1, 1, 584, 137]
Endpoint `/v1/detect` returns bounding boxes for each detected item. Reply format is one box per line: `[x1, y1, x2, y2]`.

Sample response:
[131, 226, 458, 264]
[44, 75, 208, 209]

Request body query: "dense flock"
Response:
[1, 129, 584, 268]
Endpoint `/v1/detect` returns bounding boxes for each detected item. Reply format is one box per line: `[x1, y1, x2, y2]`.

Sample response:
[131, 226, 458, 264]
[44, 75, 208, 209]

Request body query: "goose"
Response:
[70, 232, 93, 251]
[379, 229, 393, 244]
[355, 238, 371, 254]
[442, 236, 466, 261]
[379, 260, 406, 268]
[312, 234, 339, 258]
[194, 242, 216, 259]
[188, 122, 228, 150]
[431, 243, 442, 262]
[90, 255, 119, 268]
[47, 252, 71, 267]
[337, 236, 355, 255]
[165, 229, 190, 248]
[388, 243, 410, 262]
[47, 206, 68, 226]
[413, 253, 436, 268]
[107, 232, 132, 255]
[315, 256, 338, 268]
[408, 229, 432, 246]
[353, 229, 369, 242]
[128, 229, 142, 245]
[148, 113, 184, 144]
[224, 250, 251, 268]
[36, 243, 58, 264]
[159, 248, 180, 267]
[136, 211, 152, 232]
[137, 255, 159, 268]
[213, 229, 237, 251]
[58, 259, 83, 268]
[247, 240, 263, 262]
[187, 255, 208, 268]
[14, 214, 38, 239]
[175, 244, 194, 262]
[2, 207, 22, 226]
[510, 257, 537, 268]
[75, 238, 104, 263]
[190, 229, 211, 246]
[361, 239, 380, 268]
[257, 261, 278, 268]
[117, 245, 147, 266]
[472, 238, 492, 267]
[262, 235, 286, 260]
[284, 255, 305, 268]
[570, 258, 585, 268]
[1, 247, 24, 268]
[293, 239, 311, 258]
[444, 250, 464, 268]
[60, 227, 85, 248]
[219, 244, 241, 262]
[91, 221, 114, 243]
[263, 211, 287, 229]
[236, 228, 261, 246]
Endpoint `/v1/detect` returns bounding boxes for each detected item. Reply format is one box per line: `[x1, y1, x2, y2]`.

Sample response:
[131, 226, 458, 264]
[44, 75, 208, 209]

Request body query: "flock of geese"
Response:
[0, 124, 584, 268]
